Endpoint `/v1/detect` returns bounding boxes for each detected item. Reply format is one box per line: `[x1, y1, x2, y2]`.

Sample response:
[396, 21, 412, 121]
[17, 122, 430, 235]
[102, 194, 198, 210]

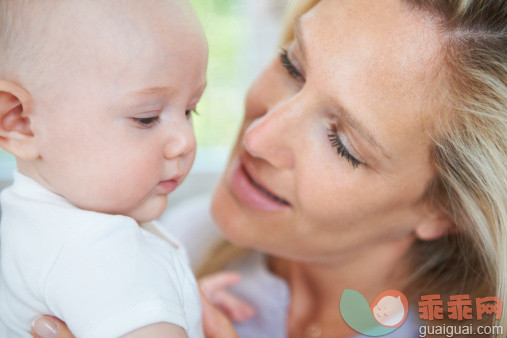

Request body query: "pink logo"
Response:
[371, 290, 409, 328]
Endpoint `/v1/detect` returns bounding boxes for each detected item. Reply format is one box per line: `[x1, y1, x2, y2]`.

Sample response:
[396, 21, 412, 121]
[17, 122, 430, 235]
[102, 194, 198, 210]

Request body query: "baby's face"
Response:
[27, 0, 207, 222]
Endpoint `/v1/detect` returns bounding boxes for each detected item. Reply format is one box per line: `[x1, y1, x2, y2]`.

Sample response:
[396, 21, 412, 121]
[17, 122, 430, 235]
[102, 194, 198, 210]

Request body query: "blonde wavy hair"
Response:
[284, 0, 507, 333]
[202, 0, 506, 335]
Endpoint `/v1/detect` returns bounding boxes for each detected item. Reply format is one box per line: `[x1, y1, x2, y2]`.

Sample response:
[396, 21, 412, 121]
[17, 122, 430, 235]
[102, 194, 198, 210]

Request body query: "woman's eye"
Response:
[133, 116, 160, 127]
[328, 131, 363, 169]
[279, 48, 304, 80]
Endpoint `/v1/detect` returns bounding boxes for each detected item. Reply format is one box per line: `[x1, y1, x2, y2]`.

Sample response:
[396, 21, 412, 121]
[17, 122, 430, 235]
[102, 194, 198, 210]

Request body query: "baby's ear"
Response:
[414, 213, 456, 241]
[0, 80, 38, 159]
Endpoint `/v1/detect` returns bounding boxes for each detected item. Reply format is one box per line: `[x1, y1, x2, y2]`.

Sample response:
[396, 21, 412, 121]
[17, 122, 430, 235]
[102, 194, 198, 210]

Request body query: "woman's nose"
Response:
[163, 123, 196, 160]
[243, 105, 296, 169]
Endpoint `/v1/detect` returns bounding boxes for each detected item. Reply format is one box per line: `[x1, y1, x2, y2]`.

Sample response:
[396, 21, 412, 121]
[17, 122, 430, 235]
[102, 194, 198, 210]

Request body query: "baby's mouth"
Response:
[242, 164, 290, 206]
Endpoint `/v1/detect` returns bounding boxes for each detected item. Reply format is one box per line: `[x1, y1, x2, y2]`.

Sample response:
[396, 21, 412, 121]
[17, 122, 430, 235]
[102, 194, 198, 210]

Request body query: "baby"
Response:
[0, 0, 209, 336]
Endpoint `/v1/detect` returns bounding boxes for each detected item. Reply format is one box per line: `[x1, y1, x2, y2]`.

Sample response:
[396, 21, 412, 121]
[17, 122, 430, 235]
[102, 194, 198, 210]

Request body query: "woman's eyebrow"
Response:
[294, 17, 308, 62]
[296, 17, 394, 161]
[333, 101, 395, 160]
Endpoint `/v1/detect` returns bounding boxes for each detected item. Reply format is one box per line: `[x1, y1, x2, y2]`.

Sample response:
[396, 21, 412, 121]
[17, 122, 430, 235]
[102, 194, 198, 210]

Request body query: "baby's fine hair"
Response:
[0, 1, 61, 81]
[0, 0, 188, 85]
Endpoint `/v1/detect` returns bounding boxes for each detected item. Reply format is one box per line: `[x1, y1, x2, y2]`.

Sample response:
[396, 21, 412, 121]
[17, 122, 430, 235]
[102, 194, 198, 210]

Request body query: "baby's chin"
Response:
[126, 195, 169, 224]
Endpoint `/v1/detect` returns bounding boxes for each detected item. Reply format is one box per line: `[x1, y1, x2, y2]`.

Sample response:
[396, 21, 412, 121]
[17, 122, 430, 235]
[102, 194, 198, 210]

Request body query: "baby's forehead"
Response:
[51, 0, 192, 36]
[1, 0, 197, 77]
[57, 0, 201, 68]
[3, 0, 190, 43]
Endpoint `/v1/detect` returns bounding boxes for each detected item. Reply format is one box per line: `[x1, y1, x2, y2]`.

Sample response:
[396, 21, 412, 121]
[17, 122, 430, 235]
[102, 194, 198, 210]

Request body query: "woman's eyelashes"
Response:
[279, 49, 363, 169]
[280, 48, 304, 80]
[328, 130, 364, 169]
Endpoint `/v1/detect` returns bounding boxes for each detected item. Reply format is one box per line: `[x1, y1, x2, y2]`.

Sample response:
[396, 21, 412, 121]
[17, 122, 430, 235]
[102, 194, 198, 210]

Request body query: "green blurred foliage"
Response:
[190, 0, 246, 147]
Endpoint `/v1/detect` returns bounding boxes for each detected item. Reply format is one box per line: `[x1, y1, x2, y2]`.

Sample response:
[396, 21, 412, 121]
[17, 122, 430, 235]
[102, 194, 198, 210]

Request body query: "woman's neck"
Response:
[269, 235, 415, 337]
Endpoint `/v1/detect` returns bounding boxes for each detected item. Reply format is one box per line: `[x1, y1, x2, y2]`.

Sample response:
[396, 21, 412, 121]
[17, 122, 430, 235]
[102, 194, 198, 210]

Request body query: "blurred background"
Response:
[0, 0, 289, 201]
[189, 0, 287, 171]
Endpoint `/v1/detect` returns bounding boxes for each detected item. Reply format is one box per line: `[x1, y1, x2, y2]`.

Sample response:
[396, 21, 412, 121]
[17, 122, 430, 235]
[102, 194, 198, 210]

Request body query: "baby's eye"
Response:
[185, 109, 199, 118]
[132, 116, 160, 128]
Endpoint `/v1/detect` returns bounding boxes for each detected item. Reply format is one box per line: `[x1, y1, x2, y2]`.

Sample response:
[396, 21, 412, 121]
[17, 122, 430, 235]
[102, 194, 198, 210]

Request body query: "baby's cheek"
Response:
[81, 169, 145, 212]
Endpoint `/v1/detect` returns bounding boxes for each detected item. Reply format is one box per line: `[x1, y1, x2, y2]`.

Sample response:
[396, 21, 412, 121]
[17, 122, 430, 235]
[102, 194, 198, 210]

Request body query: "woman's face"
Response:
[212, 0, 444, 262]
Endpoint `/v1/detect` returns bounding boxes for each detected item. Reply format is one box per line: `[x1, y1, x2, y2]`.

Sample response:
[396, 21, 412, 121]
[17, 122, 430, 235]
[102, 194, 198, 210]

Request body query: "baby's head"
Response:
[0, 0, 208, 222]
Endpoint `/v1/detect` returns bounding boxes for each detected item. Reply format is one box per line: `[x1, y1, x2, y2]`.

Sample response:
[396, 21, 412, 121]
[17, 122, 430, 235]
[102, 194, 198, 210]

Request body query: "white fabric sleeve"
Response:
[43, 218, 191, 338]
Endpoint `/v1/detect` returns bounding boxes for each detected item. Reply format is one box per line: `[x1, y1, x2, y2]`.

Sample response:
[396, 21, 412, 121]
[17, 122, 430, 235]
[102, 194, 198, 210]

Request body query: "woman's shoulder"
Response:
[158, 193, 225, 271]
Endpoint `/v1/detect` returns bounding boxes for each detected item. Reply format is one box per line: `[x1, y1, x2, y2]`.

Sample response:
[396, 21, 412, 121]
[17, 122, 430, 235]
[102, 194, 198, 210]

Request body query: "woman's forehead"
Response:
[299, 0, 443, 151]
[303, 0, 442, 81]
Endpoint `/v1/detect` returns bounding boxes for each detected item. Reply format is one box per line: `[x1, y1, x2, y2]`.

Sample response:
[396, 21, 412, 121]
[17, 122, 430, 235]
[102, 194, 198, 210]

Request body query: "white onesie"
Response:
[0, 172, 203, 337]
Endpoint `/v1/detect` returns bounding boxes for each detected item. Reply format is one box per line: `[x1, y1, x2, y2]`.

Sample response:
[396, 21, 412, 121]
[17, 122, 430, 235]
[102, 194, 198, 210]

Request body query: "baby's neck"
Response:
[15, 160, 155, 227]
[16, 159, 52, 190]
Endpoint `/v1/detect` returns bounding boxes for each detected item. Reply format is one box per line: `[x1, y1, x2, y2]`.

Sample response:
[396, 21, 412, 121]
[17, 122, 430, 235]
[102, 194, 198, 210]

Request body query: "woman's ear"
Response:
[414, 214, 457, 241]
[0, 80, 38, 159]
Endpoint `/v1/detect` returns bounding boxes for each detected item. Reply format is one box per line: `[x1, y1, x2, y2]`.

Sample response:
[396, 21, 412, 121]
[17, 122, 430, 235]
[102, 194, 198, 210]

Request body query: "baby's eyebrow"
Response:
[133, 86, 174, 96]
[131, 82, 206, 98]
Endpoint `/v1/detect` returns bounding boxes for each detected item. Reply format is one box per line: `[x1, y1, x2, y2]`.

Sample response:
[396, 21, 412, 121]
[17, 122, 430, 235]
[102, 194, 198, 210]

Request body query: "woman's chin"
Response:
[210, 181, 251, 246]
[211, 176, 310, 260]
[210, 178, 283, 250]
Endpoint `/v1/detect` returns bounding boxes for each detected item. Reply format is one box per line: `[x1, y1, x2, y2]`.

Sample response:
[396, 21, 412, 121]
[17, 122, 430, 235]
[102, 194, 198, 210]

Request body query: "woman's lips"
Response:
[229, 159, 290, 211]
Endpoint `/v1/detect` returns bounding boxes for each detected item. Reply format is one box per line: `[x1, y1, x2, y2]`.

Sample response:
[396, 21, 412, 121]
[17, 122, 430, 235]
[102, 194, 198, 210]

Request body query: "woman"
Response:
[31, 0, 506, 337]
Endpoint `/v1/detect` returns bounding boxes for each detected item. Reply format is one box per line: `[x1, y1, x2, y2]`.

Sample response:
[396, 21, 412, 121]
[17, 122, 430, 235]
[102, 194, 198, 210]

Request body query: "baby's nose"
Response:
[163, 125, 196, 160]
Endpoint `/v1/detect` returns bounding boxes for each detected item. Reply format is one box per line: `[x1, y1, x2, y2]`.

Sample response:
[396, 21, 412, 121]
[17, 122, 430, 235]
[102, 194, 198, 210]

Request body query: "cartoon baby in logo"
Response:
[340, 289, 409, 336]
[371, 290, 409, 327]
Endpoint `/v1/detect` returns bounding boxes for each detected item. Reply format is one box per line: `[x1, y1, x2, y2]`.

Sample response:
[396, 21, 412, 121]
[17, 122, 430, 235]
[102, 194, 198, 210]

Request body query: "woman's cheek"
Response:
[297, 157, 339, 214]
[296, 138, 363, 223]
